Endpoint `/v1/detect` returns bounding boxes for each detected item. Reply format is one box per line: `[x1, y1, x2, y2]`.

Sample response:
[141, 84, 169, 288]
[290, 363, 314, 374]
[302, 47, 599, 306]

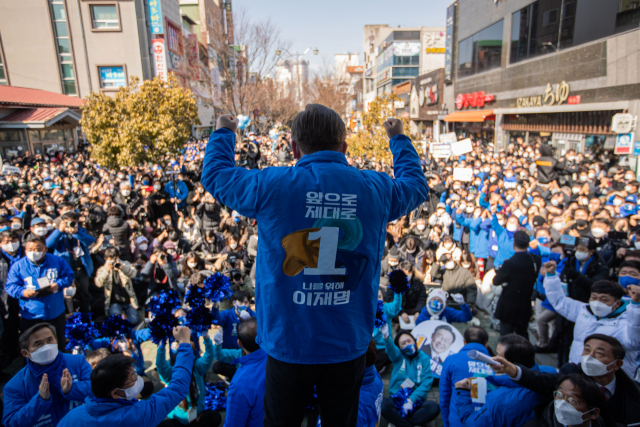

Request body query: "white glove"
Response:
[451, 293, 466, 305]
[213, 330, 223, 345]
[402, 399, 414, 414]
[381, 323, 389, 340]
[239, 310, 251, 321]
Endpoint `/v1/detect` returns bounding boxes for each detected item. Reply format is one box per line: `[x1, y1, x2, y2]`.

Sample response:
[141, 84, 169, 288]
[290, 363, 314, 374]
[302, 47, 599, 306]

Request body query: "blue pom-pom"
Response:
[306, 386, 318, 411]
[203, 273, 233, 303]
[148, 313, 179, 345]
[388, 270, 410, 295]
[186, 305, 215, 336]
[148, 290, 181, 316]
[375, 300, 387, 329]
[100, 316, 132, 338]
[391, 387, 423, 417]
[65, 312, 100, 350]
[204, 382, 227, 411]
[185, 285, 207, 308]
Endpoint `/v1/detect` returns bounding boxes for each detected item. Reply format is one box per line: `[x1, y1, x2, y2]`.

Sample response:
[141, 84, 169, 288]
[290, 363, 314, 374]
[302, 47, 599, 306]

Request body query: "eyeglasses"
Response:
[553, 390, 580, 407]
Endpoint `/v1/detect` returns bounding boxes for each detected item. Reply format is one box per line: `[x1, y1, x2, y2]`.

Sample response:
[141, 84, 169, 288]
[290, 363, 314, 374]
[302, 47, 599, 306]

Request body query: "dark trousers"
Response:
[381, 397, 440, 427]
[157, 410, 221, 427]
[499, 320, 528, 340]
[557, 318, 574, 367]
[74, 267, 91, 313]
[20, 312, 66, 351]
[1, 297, 20, 358]
[374, 348, 391, 372]
[486, 256, 495, 273]
[212, 360, 237, 380]
[263, 354, 366, 427]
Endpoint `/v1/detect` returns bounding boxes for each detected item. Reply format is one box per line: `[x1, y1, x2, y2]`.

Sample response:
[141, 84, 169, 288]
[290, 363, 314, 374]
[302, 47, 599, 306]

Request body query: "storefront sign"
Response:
[394, 100, 405, 109]
[148, 0, 163, 34]
[393, 42, 421, 57]
[439, 132, 457, 144]
[612, 113, 637, 134]
[456, 91, 495, 109]
[420, 83, 438, 107]
[430, 142, 451, 158]
[615, 132, 634, 154]
[151, 39, 167, 81]
[444, 4, 455, 83]
[426, 47, 445, 53]
[410, 69, 443, 120]
[516, 81, 570, 108]
[633, 141, 640, 157]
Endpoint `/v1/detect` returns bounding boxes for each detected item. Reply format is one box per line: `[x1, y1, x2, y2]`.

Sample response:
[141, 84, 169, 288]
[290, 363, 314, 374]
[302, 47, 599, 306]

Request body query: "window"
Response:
[90, 4, 119, 29]
[543, 9, 558, 26]
[167, 20, 183, 54]
[98, 66, 126, 89]
[392, 67, 419, 77]
[49, 0, 76, 95]
[457, 20, 504, 78]
[0, 35, 7, 85]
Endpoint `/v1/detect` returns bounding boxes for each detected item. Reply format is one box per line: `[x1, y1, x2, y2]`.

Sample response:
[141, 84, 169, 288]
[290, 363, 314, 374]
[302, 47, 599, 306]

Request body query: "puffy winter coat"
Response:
[357, 366, 383, 427]
[384, 335, 435, 402]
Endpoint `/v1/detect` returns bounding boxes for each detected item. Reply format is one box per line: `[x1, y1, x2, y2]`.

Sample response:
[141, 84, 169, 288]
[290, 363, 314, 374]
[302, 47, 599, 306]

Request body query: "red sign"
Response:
[456, 91, 495, 109]
[567, 95, 581, 105]
[151, 39, 167, 81]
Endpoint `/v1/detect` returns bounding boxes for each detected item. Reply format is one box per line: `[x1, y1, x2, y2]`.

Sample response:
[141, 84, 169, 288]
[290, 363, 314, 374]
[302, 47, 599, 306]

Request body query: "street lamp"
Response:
[275, 47, 319, 105]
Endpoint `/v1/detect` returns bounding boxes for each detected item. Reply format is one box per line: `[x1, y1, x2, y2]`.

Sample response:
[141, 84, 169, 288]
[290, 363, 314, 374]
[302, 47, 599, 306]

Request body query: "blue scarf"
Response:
[2, 248, 22, 266]
[27, 352, 67, 420]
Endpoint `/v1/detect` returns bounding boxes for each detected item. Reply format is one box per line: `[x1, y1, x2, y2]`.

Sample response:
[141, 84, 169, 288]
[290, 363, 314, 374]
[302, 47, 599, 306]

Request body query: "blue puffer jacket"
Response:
[45, 229, 95, 276]
[454, 364, 557, 427]
[490, 215, 515, 268]
[415, 304, 472, 326]
[225, 348, 268, 427]
[472, 219, 491, 260]
[529, 246, 563, 313]
[57, 343, 195, 427]
[164, 181, 189, 208]
[202, 129, 428, 364]
[3, 353, 92, 427]
[439, 343, 494, 427]
[5, 253, 75, 320]
[357, 366, 383, 427]
[211, 306, 256, 350]
[373, 294, 402, 350]
[384, 336, 435, 402]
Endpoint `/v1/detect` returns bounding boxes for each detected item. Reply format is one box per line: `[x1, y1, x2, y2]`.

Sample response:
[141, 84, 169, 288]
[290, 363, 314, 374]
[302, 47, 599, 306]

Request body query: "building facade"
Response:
[445, 0, 640, 155]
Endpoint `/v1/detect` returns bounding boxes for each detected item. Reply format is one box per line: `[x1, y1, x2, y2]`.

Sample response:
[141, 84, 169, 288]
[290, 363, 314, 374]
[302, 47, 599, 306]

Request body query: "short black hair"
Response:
[104, 247, 119, 259]
[233, 290, 249, 302]
[107, 206, 121, 217]
[394, 330, 415, 349]
[513, 230, 530, 250]
[365, 339, 377, 367]
[91, 354, 136, 398]
[463, 326, 489, 345]
[0, 230, 19, 241]
[498, 334, 535, 368]
[25, 235, 46, 246]
[433, 324, 456, 343]
[584, 334, 626, 360]
[399, 260, 413, 272]
[291, 104, 346, 155]
[19, 323, 56, 350]
[237, 318, 259, 353]
[619, 260, 640, 274]
[590, 280, 625, 300]
[554, 374, 615, 424]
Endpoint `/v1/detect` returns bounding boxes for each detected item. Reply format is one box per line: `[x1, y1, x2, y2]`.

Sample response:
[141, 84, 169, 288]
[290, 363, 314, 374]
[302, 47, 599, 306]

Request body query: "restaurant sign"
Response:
[516, 81, 580, 107]
[455, 91, 495, 109]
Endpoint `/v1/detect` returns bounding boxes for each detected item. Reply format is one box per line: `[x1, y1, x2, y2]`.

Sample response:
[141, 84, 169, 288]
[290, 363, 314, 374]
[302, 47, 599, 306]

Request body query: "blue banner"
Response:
[148, 0, 163, 34]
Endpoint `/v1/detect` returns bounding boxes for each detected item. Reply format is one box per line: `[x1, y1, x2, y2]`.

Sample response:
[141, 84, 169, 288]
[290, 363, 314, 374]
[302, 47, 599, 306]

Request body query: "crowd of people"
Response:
[0, 102, 638, 427]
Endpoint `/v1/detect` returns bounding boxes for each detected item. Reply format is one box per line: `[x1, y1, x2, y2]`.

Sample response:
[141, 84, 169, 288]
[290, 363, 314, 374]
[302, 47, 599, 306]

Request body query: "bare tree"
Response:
[306, 58, 352, 119]
[252, 78, 300, 135]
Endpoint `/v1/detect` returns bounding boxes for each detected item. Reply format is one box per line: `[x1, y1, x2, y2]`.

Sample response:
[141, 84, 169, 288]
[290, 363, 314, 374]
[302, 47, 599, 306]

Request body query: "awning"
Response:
[0, 107, 81, 129]
[444, 110, 495, 122]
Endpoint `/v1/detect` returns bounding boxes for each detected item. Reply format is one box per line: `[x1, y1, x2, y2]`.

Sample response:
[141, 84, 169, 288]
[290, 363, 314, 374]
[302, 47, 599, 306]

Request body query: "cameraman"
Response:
[219, 265, 254, 310]
[141, 247, 179, 297]
[46, 212, 95, 313]
[95, 247, 139, 324]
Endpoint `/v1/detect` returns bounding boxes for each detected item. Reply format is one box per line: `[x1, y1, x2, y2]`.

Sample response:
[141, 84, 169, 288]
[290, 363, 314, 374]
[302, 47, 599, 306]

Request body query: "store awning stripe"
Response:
[444, 110, 495, 122]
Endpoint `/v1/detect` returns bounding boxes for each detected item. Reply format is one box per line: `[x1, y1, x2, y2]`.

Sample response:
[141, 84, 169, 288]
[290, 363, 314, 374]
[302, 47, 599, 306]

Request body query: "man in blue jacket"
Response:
[224, 318, 267, 427]
[202, 105, 428, 425]
[3, 323, 93, 427]
[57, 326, 194, 427]
[164, 175, 189, 210]
[439, 326, 494, 427]
[5, 235, 75, 349]
[45, 212, 95, 313]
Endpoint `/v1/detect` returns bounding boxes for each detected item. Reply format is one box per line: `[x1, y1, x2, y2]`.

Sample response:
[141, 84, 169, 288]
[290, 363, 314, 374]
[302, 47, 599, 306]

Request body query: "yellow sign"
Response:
[516, 81, 570, 108]
[425, 47, 446, 54]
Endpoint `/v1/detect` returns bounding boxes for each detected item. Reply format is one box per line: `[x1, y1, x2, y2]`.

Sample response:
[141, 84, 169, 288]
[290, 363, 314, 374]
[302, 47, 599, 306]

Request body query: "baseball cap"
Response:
[30, 218, 45, 226]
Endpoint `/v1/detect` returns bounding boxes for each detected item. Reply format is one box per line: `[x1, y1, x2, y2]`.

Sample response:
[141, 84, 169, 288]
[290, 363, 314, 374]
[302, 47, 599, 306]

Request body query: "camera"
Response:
[230, 269, 242, 282]
[68, 220, 77, 228]
[114, 262, 122, 269]
[159, 254, 167, 262]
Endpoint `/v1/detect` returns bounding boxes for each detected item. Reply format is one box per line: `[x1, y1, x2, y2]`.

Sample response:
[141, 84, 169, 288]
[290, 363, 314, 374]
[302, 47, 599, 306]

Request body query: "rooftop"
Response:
[0, 86, 83, 109]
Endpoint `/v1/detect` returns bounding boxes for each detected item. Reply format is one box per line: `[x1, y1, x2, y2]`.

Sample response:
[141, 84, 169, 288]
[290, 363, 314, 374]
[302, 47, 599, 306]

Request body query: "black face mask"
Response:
[576, 219, 588, 228]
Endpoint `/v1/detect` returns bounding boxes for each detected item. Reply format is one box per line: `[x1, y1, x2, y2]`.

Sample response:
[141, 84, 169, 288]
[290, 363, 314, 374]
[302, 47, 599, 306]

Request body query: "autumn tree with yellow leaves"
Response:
[347, 93, 420, 163]
[81, 75, 200, 169]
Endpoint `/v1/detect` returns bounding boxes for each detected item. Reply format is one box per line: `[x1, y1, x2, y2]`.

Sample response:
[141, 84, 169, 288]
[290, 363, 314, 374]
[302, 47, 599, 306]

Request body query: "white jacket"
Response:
[544, 274, 640, 377]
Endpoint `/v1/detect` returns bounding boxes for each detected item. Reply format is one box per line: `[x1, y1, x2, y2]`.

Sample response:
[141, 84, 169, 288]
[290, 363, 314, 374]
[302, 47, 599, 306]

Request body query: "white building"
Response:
[274, 58, 309, 104]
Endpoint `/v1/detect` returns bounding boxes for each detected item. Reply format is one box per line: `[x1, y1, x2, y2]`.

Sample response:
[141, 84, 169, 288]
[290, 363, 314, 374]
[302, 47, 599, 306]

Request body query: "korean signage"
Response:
[612, 113, 638, 134]
[393, 42, 421, 57]
[615, 133, 634, 154]
[99, 67, 126, 88]
[410, 69, 444, 120]
[444, 4, 455, 83]
[151, 39, 167, 81]
[426, 48, 445, 54]
[516, 81, 580, 107]
[455, 91, 495, 109]
[148, 0, 163, 34]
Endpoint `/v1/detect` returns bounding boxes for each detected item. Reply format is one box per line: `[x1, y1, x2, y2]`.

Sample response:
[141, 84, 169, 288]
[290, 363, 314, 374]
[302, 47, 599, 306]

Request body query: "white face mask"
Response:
[580, 355, 617, 377]
[417, 224, 426, 231]
[613, 199, 623, 206]
[29, 343, 59, 365]
[187, 262, 197, 269]
[552, 222, 564, 231]
[119, 375, 144, 400]
[591, 228, 605, 238]
[10, 223, 21, 230]
[138, 243, 148, 251]
[445, 261, 455, 269]
[635, 241, 640, 250]
[554, 399, 592, 426]
[229, 242, 238, 250]
[164, 220, 172, 226]
[122, 190, 131, 196]
[506, 223, 518, 232]
[2, 241, 19, 253]
[26, 251, 44, 262]
[589, 300, 615, 317]
[575, 251, 589, 262]
[33, 227, 48, 236]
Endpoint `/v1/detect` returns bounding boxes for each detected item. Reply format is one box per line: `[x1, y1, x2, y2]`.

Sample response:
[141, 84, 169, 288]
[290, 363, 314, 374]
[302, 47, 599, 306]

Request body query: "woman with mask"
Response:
[179, 252, 204, 280]
[379, 328, 440, 427]
[177, 210, 202, 250]
[415, 289, 471, 326]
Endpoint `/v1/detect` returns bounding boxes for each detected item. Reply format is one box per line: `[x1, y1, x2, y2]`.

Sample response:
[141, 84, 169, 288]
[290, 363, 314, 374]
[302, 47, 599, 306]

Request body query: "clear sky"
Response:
[234, 0, 452, 72]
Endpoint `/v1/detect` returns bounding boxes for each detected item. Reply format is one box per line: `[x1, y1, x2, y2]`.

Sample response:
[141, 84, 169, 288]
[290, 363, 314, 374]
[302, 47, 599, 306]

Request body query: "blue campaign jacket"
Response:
[384, 336, 435, 402]
[490, 215, 515, 268]
[439, 343, 494, 427]
[5, 253, 75, 320]
[454, 364, 556, 427]
[357, 366, 383, 427]
[46, 229, 95, 276]
[472, 219, 491, 260]
[164, 181, 189, 208]
[3, 353, 92, 427]
[224, 348, 267, 427]
[57, 343, 195, 427]
[202, 129, 428, 364]
[373, 294, 403, 350]
[415, 304, 472, 326]
[211, 306, 257, 350]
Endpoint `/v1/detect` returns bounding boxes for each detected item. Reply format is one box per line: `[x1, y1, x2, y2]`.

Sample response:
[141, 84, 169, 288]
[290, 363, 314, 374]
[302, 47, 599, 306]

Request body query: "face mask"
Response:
[187, 262, 197, 269]
[417, 224, 426, 231]
[26, 251, 44, 262]
[575, 219, 588, 227]
[498, 220, 505, 227]
[444, 242, 453, 250]
[2, 241, 19, 253]
[119, 375, 144, 400]
[83, 188, 91, 194]
[580, 176, 588, 182]
[575, 251, 589, 262]
[122, 190, 131, 196]
[506, 223, 518, 232]
[619, 275, 640, 289]
[153, 184, 162, 190]
[554, 399, 592, 426]
[138, 243, 148, 251]
[466, 207, 474, 213]
[586, 227, 605, 239]
[428, 299, 444, 313]
[588, 173, 595, 179]
[537, 236, 549, 245]
[164, 220, 172, 226]
[613, 199, 623, 206]
[445, 261, 455, 269]
[489, 177, 496, 183]
[589, 300, 615, 317]
[29, 343, 59, 365]
[10, 222, 21, 230]
[401, 343, 417, 356]
[46, 224, 53, 231]
[229, 242, 238, 250]
[626, 175, 635, 181]
[581, 355, 617, 377]
[33, 227, 48, 237]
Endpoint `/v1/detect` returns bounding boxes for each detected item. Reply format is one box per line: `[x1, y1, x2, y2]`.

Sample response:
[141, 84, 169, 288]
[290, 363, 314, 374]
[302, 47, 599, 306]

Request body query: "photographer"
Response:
[95, 247, 139, 324]
[141, 247, 180, 297]
[219, 265, 254, 310]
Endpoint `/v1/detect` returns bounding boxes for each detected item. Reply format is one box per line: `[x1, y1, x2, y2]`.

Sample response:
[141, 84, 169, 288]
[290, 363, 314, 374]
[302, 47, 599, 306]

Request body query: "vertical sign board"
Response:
[152, 39, 167, 81]
[148, 0, 163, 34]
[444, 4, 455, 83]
[615, 133, 634, 155]
[633, 141, 640, 157]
